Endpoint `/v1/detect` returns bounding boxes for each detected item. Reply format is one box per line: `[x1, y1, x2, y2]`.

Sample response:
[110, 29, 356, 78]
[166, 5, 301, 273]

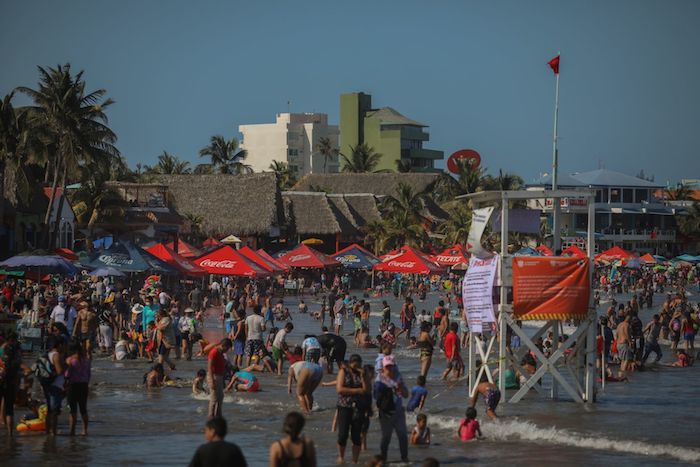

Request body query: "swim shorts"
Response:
[617, 343, 633, 362]
[272, 345, 284, 361]
[484, 388, 501, 411]
[305, 348, 321, 363]
[245, 339, 263, 357]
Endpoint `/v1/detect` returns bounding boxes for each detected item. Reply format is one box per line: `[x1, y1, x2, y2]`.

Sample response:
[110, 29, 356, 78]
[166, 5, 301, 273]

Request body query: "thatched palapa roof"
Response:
[283, 192, 341, 235]
[155, 173, 283, 236]
[292, 173, 441, 197]
[343, 194, 382, 225]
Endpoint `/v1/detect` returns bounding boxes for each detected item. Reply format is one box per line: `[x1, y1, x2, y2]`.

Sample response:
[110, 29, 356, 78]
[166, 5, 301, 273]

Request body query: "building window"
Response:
[635, 189, 648, 203]
[595, 190, 602, 203]
[288, 149, 299, 157]
[601, 189, 609, 203]
[623, 189, 633, 203]
[610, 188, 620, 203]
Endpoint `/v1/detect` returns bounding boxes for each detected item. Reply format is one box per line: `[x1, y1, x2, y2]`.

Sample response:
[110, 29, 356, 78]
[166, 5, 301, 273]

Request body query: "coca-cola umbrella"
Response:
[84, 241, 178, 274]
[374, 245, 444, 275]
[277, 244, 340, 269]
[166, 239, 202, 259]
[238, 246, 284, 273]
[256, 249, 290, 272]
[194, 245, 270, 277]
[146, 243, 207, 276]
[334, 244, 380, 270]
[432, 244, 469, 267]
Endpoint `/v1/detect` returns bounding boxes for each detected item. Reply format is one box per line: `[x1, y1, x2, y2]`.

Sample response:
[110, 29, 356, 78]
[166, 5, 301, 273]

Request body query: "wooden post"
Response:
[498, 193, 509, 397]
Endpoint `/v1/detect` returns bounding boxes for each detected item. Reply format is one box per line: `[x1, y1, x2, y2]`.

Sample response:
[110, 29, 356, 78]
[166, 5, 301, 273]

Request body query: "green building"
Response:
[339, 92, 443, 172]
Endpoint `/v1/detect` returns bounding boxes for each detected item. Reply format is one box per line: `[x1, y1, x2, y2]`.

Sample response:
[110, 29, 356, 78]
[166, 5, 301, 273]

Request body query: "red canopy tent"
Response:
[256, 249, 290, 272]
[238, 246, 284, 273]
[193, 246, 269, 277]
[146, 243, 207, 276]
[166, 239, 202, 259]
[640, 253, 656, 264]
[561, 245, 587, 258]
[202, 236, 222, 248]
[536, 245, 554, 256]
[277, 244, 340, 268]
[374, 245, 444, 274]
[596, 246, 632, 262]
[433, 244, 469, 266]
[54, 247, 78, 261]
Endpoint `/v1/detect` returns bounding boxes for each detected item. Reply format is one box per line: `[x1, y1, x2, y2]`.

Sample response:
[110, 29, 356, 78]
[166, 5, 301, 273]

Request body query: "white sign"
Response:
[467, 206, 494, 259]
[462, 254, 498, 333]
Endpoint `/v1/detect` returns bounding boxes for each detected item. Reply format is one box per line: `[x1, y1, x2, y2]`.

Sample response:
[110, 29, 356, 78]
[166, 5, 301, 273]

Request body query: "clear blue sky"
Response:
[2, 0, 699, 184]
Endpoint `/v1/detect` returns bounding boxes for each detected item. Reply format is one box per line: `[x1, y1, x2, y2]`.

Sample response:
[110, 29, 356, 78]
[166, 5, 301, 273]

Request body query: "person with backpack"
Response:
[374, 354, 409, 463]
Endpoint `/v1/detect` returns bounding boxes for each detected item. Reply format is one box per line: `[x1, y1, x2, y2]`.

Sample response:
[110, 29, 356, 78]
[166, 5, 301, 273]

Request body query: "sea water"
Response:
[2, 291, 699, 466]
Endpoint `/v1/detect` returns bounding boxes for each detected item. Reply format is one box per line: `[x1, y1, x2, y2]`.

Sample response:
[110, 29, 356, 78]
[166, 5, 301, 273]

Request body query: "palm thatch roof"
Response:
[283, 192, 340, 235]
[340, 194, 382, 226]
[292, 173, 441, 197]
[327, 195, 360, 235]
[154, 173, 283, 236]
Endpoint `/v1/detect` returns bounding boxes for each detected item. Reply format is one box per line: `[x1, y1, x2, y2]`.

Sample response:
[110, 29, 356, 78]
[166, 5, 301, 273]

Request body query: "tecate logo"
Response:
[290, 254, 311, 262]
[200, 259, 236, 268]
[388, 261, 416, 268]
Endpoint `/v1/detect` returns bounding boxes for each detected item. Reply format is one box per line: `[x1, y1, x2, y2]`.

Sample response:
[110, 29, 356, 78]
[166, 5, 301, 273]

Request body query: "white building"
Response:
[239, 113, 340, 176]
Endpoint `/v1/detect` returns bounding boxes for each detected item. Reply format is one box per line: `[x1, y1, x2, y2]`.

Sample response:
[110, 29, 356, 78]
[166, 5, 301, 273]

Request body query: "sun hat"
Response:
[382, 355, 396, 367]
[184, 307, 195, 314]
[131, 304, 144, 314]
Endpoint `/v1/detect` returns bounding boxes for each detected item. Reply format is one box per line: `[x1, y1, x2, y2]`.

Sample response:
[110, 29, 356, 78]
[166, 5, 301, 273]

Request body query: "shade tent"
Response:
[146, 243, 208, 276]
[193, 246, 269, 277]
[433, 244, 470, 266]
[277, 244, 340, 268]
[54, 248, 78, 261]
[220, 235, 242, 244]
[89, 266, 126, 277]
[374, 245, 444, 275]
[640, 253, 656, 264]
[84, 241, 178, 274]
[203, 237, 222, 247]
[536, 245, 554, 256]
[562, 245, 587, 258]
[0, 254, 79, 275]
[596, 246, 632, 261]
[238, 246, 285, 273]
[256, 249, 290, 272]
[166, 240, 202, 259]
[334, 244, 380, 270]
[674, 254, 700, 263]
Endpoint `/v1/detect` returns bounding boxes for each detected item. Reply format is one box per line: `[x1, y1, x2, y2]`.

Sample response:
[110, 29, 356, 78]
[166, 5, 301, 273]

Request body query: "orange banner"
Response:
[512, 256, 590, 320]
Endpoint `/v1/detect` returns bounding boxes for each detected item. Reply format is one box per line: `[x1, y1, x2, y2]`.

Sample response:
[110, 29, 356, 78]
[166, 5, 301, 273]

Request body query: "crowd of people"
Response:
[0, 260, 698, 465]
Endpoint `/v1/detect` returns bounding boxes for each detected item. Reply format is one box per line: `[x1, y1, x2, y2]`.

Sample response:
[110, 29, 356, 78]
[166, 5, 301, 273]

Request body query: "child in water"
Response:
[458, 407, 483, 441]
[144, 363, 166, 388]
[406, 375, 428, 412]
[410, 413, 431, 445]
[192, 369, 208, 395]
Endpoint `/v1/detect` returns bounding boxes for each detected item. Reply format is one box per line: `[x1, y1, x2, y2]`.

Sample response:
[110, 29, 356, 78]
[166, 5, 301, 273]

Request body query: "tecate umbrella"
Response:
[89, 266, 126, 277]
[0, 254, 78, 275]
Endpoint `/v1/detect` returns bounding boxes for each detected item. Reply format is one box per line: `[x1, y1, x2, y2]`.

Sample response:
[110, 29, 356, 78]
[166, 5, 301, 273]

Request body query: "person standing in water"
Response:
[188, 416, 248, 467]
[269, 412, 316, 467]
[207, 338, 232, 419]
[287, 360, 323, 414]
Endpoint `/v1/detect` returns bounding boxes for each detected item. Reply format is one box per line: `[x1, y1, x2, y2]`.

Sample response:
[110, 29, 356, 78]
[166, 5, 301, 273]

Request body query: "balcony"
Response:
[598, 228, 676, 242]
[401, 148, 444, 160]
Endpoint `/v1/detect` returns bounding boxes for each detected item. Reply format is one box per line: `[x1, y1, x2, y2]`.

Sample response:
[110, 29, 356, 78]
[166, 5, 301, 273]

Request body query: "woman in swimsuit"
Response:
[269, 411, 317, 467]
[417, 321, 435, 378]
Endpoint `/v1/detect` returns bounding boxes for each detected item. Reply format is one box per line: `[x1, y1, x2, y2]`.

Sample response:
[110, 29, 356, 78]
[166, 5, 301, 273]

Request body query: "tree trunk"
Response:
[0, 160, 6, 244]
[49, 163, 68, 249]
[42, 153, 61, 249]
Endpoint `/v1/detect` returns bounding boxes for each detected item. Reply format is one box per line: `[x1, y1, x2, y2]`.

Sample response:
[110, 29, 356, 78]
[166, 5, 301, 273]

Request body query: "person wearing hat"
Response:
[179, 308, 197, 361]
[374, 354, 409, 463]
[50, 295, 67, 327]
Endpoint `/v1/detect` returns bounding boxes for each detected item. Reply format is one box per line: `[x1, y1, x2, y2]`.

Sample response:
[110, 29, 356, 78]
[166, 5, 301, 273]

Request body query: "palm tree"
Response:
[432, 158, 486, 203]
[18, 64, 119, 248]
[317, 136, 339, 173]
[482, 169, 523, 191]
[147, 151, 191, 174]
[363, 220, 389, 255]
[382, 182, 427, 226]
[438, 203, 472, 246]
[269, 160, 296, 190]
[340, 143, 382, 173]
[678, 201, 700, 238]
[183, 212, 205, 241]
[199, 135, 251, 174]
[193, 163, 215, 174]
[396, 159, 412, 173]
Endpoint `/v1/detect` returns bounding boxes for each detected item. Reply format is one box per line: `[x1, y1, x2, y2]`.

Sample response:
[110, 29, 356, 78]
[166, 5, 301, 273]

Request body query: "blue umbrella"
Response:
[84, 241, 177, 274]
[514, 247, 541, 256]
[0, 254, 78, 275]
[89, 266, 126, 277]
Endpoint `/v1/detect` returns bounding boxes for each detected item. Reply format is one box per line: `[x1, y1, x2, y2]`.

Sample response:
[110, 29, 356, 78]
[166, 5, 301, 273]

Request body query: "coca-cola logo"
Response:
[388, 261, 416, 268]
[289, 254, 311, 262]
[200, 259, 237, 268]
[98, 254, 134, 266]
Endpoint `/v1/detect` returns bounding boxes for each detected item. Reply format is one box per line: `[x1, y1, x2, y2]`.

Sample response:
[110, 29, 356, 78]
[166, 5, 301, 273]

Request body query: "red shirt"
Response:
[444, 331, 459, 359]
[208, 348, 226, 375]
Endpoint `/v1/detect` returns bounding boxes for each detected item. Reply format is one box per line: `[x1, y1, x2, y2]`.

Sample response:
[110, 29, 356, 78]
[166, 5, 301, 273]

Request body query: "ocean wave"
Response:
[425, 415, 700, 463]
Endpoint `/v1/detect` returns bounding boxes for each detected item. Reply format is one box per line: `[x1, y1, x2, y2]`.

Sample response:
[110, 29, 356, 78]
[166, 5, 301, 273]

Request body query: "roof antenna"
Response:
[287, 100, 291, 114]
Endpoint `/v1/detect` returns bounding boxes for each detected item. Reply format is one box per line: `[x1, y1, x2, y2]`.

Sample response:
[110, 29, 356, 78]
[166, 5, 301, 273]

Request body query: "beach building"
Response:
[339, 92, 443, 172]
[527, 168, 681, 254]
[239, 112, 339, 177]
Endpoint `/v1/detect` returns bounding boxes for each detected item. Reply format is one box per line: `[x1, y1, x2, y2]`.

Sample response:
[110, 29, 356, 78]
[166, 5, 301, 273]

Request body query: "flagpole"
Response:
[551, 54, 561, 253]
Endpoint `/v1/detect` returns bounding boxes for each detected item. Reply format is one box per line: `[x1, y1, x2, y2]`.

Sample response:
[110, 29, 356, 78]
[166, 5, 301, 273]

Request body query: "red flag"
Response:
[548, 55, 560, 74]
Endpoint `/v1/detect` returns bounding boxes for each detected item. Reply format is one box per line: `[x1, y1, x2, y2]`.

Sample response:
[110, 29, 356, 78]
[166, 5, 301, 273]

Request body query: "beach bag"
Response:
[33, 355, 55, 385]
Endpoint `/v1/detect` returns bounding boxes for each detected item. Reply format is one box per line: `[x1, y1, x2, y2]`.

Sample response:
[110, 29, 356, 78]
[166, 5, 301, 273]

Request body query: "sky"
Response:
[2, 0, 699, 184]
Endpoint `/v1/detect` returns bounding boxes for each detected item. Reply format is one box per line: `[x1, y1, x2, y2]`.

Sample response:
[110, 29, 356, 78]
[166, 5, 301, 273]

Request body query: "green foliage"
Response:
[340, 143, 382, 173]
[269, 160, 297, 190]
[199, 135, 252, 175]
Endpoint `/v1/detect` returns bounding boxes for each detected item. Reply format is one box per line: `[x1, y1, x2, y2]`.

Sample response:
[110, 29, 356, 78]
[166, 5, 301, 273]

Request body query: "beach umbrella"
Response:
[84, 241, 178, 274]
[334, 244, 380, 270]
[54, 247, 78, 261]
[640, 253, 656, 264]
[89, 266, 126, 277]
[674, 254, 700, 263]
[193, 245, 270, 277]
[220, 234, 242, 244]
[277, 244, 340, 268]
[432, 244, 470, 266]
[0, 253, 79, 275]
[256, 249, 290, 272]
[166, 239, 202, 259]
[301, 238, 324, 245]
[146, 243, 207, 276]
[374, 245, 444, 275]
[203, 236, 222, 247]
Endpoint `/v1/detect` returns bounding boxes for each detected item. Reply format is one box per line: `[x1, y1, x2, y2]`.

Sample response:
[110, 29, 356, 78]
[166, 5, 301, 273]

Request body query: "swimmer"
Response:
[410, 413, 431, 445]
[287, 360, 323, 414]
[242, 348, 277, 373]
[458, 407, 482, 441]
[192, 369, 208, 395]
[144, 363, 166, 388]
[470, 373, 500, 420]
[226, 370, 259, 392]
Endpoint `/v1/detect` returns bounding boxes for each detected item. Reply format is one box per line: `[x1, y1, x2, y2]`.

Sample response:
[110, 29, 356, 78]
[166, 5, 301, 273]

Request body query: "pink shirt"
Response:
[459, 418, 480, 441]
